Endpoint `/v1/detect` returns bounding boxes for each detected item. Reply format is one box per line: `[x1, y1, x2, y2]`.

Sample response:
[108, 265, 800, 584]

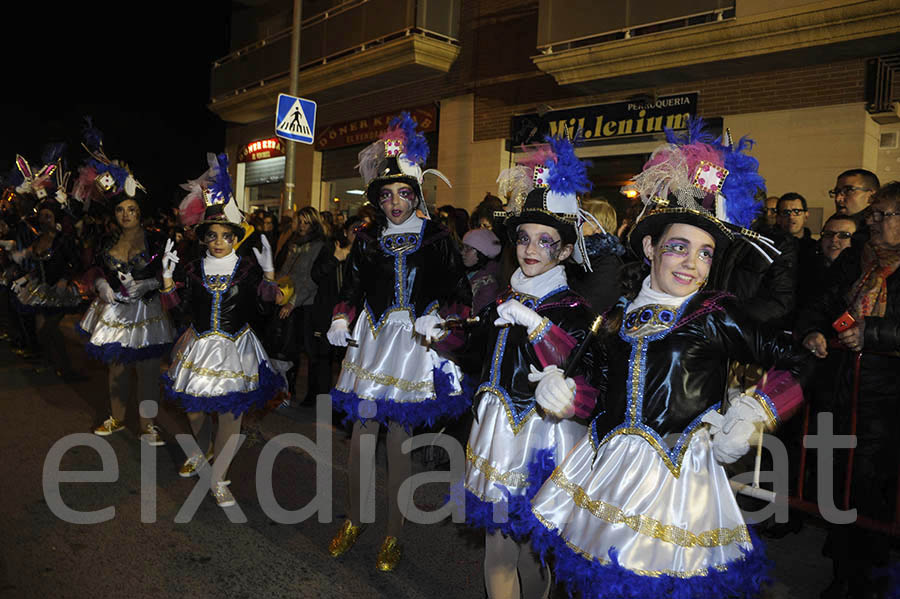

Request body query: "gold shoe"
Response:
[328, 519, 363, 557]
[375, 536, 401, 572]
[179, 451, 213, 477]
[94, 416, 125, 436]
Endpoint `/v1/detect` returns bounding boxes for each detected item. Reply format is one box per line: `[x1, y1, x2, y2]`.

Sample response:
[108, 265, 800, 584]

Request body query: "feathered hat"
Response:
[624, 118, 776, 261]
[178, 153, 247, 242]
[356, 112, 449, 218]
[497, 135, 598, 270]
[72, 118, 145, 211]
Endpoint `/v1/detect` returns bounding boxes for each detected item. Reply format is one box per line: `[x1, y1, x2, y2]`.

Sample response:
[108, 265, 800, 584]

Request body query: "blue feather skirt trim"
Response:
[457, 446, 556, 539]
[521, 500, 772, 599]
[331, 362, 473, 430]
[162, 360, 283, 416]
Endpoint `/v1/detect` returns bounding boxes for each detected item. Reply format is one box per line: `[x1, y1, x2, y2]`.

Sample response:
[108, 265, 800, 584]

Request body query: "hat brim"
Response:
[627, 207, 734, 258]
[504, 209, 577, 244]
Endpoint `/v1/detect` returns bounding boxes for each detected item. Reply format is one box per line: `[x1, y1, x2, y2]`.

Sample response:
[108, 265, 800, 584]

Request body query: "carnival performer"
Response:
[417, 136, 603, 599]
[325, 113, 472, 571]
[522, 122, 813, 598]
[73, 129, 176, 444]
[161, 153, 283, 508]
[10, 155, 86, 380]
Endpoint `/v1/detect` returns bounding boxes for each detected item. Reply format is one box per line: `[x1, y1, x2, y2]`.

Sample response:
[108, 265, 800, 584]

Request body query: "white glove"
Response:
[123, 277, 160, 299]
[326, 318, 351, 347]
[0, 240, 15, 251]
[414, 313, 445, 343]
[95, 278, 118, 304]
[252, 235, 274, 274]
[162, 238, 179, 279]
[528, 364, 576, 418]
[702, 393, 767, 464]
[11, 276, 27, 293]
[494, 299, 545, 333]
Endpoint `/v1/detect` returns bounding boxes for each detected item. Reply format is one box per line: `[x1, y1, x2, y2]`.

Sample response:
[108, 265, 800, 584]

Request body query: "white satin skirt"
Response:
[530, 428, 752, 577]
[79, 296, 175, 356]
[333, 309, 466, 425]
[15, 276, 82, 311]
[466, 391, 587, 503]
[164, 325, 282, 415]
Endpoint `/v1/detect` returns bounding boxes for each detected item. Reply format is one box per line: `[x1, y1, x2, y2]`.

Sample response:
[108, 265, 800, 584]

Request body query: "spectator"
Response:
[460, 227, 502, 313]
[763, 195, 779, 228]
[830, 168, 879, 245]
[570, 198, 625, 313]
[471, 193, 504, 231]
[798, 181, 900, 599]
[777, 192, 818, 319]
[820, 214, 857, 266]
[272, 206, 328, 404]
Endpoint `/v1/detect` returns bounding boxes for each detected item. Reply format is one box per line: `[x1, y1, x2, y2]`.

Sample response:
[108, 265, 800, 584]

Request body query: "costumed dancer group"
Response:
[0, 112, 818, 596]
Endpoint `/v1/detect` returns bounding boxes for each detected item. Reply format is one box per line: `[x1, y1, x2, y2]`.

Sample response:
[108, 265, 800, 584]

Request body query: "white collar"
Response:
[510, 265, 568, 299]
[203, 250, 239, 276]
[383, 214, 423, 235]
[627, 276, 693, 313]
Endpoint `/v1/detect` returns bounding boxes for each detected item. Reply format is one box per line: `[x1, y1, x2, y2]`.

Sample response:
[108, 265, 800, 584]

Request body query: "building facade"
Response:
[210, 0, 900, 230]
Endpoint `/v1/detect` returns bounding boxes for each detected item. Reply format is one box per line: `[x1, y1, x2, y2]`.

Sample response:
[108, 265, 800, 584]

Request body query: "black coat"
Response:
[94, 229, 167, 301]
[334, 219, 471, 322]
[595, 291, 811, 441]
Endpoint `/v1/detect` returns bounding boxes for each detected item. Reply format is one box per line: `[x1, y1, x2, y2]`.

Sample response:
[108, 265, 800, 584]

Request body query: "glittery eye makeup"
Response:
[516, 233, 561, 251]
[659, 239, 713, 263]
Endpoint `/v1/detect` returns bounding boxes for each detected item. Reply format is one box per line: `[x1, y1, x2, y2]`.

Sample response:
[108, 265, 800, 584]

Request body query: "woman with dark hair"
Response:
[161, 154, 283, 508]
[77, 156, 175, 444]
[325, 114, 471, 571]
[523, 124, 812, 599]
[420, 136, 601, 599]
[274, 206, 327, 404]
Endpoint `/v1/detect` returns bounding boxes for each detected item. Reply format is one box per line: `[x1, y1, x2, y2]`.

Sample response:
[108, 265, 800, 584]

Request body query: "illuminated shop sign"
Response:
[315, 106, 437, 151]
[238, 138, 285, 162]
[510, 93, 698, 147]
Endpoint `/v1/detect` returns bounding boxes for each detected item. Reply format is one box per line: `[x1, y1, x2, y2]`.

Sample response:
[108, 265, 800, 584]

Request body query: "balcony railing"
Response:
[210, 0, 459, 103]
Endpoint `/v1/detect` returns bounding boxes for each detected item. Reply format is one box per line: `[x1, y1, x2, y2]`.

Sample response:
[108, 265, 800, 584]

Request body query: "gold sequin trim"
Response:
[466, 443, 529, 488]
[478, 387, 537, 434]
[592, 424, 704, 479]
[339, 359, 434, 393]
[364, 306, 415, 340]
[529, 509, 736, 578]
[98, 314, 166, 329]
[173, 352, 258, 382]
[548, 469, 751, 549]
[751, 391, 778, 430]
[527, 317, 551, 342]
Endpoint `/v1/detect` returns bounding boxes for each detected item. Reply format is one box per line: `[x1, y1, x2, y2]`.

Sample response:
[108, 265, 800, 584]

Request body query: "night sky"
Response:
[0, 2, 231, 215]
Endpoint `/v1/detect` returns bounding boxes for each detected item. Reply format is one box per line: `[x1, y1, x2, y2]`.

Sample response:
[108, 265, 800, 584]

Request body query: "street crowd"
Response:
[0, 115, 897, 599]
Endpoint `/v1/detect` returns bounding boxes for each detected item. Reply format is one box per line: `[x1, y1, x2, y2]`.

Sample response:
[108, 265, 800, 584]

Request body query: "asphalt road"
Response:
[0, 314, 883, 598]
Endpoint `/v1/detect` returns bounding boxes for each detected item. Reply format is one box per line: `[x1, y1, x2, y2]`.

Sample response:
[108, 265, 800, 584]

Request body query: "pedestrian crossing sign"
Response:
[275, 93, 316, 144]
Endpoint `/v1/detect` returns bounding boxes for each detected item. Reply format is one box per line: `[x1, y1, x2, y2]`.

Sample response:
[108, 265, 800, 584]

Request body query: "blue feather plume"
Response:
[41, 142, 66, 168]
[665, 116, 715, 146]
[4, 164, 23, 188]
[208, 153, 233, 204]
[81, 116, 104, 152]
[717, 135, 765, 229]
[387, 112, 429, 164]
[545, 135, 592, 196]
[88, 159, 129, 188]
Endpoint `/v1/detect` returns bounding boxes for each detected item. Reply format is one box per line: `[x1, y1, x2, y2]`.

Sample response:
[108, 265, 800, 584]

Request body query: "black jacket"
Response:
[334, 219, 471, 322]
[94, 229, 167, 301]
[594, 291, 811, 441]
[710, 226, 797, 330]
[164, 256, 276, 336]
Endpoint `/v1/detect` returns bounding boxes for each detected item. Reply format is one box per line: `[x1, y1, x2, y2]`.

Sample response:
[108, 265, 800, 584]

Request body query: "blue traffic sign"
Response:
[275, 93, 317, 144]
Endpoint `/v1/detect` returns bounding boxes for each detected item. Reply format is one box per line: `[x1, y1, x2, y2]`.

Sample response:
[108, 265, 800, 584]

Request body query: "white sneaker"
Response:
[141, 424, 166, 447]
[212, 481, 235, 508]
[179, 452, 212, 477]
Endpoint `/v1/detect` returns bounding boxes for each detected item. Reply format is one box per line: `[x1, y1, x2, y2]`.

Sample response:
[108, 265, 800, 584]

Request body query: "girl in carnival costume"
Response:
[76, 123, 176, 444]
[160, 153, 283, 508]
[10, 152, 85, 380]
[325, 113, 472, 571]
[417, 135, 603, 599]
[522, 121, 813, 599]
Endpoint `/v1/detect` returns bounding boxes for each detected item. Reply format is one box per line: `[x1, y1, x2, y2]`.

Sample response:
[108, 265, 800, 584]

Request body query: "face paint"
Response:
[515, 223, 571, 277]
